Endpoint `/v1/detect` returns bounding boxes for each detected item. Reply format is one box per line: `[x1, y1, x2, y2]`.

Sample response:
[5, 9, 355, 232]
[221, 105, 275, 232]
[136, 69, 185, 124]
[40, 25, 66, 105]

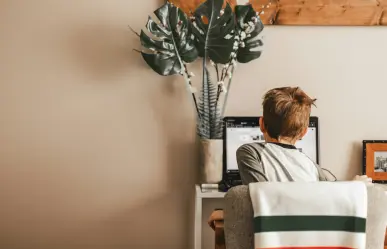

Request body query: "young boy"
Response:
[208, 86, 328, 229]
[237, 86, 328, 184]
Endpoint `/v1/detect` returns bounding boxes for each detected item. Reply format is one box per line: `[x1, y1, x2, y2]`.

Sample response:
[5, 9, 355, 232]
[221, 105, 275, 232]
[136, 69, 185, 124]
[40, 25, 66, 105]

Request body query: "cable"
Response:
[322, 168, 337, 181]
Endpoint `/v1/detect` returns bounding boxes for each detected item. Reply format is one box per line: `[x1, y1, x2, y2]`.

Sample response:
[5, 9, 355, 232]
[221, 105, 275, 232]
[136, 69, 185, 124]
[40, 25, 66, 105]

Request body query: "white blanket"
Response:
[249, 181, 367, 249]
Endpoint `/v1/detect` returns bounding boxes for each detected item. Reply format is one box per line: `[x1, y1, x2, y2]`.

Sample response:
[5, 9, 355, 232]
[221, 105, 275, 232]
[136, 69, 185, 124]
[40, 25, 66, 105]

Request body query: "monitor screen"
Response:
[225, 117, 319, 171]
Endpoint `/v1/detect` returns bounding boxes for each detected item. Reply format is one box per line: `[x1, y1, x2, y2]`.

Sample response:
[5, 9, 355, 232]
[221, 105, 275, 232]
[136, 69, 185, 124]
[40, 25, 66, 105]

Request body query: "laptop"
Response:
[223, 116, 319, 186]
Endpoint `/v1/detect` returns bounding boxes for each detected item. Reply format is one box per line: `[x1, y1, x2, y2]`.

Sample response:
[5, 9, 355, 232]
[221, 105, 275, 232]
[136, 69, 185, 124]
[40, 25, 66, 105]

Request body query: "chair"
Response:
[216, 184, 387, 249]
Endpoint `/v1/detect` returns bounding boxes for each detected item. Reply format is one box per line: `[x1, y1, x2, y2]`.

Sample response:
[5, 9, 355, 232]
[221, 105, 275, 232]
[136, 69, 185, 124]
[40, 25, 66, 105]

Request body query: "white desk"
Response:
[194, 185, 226, 249]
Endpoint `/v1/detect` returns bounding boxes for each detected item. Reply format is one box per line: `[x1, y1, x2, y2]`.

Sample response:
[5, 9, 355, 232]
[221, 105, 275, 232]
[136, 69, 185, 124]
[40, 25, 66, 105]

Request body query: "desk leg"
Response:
[194, 196, 202, 249]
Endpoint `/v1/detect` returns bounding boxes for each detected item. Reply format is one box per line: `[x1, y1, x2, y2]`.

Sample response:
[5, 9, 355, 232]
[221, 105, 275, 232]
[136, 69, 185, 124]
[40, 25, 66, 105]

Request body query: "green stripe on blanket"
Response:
[254, 215, 366, 233]
[250, 182, 367, 248]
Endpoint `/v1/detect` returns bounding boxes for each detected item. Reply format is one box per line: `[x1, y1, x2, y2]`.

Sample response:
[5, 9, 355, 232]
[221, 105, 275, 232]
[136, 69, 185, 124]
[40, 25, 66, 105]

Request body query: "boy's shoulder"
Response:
[237, 142, 309, 159]
[237, 142, 266, 156]
[238, 142, 275, 151]
[238, 142, 265, 150]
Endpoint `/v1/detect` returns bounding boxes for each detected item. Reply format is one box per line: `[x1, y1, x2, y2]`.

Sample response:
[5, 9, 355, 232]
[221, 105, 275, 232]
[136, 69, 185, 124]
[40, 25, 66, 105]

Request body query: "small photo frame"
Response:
[363, 140, 387, 184]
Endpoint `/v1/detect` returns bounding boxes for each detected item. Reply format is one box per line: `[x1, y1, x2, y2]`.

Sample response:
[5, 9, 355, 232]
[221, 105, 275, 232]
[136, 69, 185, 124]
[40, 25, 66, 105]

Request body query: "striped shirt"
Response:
[236, 142, 328, 184]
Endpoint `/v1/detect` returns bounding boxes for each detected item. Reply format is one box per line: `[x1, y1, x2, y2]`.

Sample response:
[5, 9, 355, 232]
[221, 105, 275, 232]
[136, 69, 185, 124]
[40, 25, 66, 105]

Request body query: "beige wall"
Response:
[227, 26, 387, 179]
[1, 1, 387, 249]
[0, 1, 197, 249]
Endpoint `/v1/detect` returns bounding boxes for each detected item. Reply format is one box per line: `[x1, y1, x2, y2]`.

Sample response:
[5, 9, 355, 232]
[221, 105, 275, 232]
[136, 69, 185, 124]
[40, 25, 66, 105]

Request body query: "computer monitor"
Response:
[223, 116, 319, 175]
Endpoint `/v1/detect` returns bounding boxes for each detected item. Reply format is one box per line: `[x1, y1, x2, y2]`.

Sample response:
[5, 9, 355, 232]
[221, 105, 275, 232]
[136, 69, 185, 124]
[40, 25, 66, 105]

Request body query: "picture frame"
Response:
[362, 140, 387, 184]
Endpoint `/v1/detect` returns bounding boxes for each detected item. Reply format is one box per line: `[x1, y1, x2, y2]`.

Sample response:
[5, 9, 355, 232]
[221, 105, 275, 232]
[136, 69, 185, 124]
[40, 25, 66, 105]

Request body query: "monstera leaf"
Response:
[192, 0, 236, 64]
[197, 68, 222, 139]
[140, 2, 198, 76]
[235, 4, 264, 63]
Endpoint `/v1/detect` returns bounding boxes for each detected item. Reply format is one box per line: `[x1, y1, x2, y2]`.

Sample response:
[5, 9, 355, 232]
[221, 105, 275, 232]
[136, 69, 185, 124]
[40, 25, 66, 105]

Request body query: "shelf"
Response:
[196, 185, 226, 198]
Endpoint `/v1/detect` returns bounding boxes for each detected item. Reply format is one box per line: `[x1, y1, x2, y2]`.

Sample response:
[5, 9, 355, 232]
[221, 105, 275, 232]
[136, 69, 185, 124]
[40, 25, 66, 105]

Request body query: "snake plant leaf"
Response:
[197, 68, 223, 139]
[192, 0, 236, 64]
[140, 2, 198, 76]
[235, 4, 264, 63]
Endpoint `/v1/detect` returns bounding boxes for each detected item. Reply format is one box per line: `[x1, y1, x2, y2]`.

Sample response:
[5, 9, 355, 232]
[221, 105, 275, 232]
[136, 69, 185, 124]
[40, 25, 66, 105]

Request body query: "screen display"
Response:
[226, 118, 318, 171]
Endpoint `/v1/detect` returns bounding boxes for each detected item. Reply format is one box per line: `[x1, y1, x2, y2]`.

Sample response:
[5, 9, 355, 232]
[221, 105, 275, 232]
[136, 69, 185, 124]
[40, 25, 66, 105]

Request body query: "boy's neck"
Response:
[265, 137, 297, 146]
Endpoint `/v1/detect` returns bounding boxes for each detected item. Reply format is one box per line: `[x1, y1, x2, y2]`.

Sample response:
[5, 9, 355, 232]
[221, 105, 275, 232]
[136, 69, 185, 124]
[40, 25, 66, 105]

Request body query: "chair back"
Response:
[224, 184, 387, 249]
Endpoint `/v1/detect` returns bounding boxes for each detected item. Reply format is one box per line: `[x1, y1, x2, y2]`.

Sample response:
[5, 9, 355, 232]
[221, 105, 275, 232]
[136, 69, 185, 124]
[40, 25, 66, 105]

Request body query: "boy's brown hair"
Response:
[262, 87, 316, 140]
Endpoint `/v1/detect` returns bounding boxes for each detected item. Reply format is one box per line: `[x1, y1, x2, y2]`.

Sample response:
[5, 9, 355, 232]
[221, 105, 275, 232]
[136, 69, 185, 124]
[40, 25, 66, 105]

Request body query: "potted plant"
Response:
[134, 0, 264, 183]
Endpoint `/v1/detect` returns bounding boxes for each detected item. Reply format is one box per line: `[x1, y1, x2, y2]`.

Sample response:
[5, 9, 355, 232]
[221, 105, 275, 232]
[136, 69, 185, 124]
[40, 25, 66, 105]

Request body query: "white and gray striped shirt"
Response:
[236, 142, 328, 184]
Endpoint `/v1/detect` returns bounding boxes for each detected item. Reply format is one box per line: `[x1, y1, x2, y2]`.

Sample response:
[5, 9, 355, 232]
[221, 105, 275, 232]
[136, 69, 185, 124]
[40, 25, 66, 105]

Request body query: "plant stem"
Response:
[216, 62, 231, 104]
[215, 64, 220, 82]
[221, 63, 232, 81]
[221, 67, 226, 80]
[128, 25, 140, 37]
[183, 64, 200, 118]
[215, 62, 232, 115]
[214, 63, 222, 112]
[220, 64, 235, 117]
[177, 67, 199, 119]
[164, 13, 200, 121]
[215, 85, 222, 112]
[202, 59, 208, 138]
[183, 63, 200, 118]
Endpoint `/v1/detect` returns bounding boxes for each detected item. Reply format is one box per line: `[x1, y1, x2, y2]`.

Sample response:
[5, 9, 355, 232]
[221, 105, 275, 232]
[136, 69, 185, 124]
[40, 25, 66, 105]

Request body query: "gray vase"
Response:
[200, 139, 223, 184]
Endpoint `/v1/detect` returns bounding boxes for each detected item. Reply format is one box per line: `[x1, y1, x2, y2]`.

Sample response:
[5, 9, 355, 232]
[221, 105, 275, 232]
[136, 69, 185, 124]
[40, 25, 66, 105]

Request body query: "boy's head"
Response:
[259, 87, 316, 143]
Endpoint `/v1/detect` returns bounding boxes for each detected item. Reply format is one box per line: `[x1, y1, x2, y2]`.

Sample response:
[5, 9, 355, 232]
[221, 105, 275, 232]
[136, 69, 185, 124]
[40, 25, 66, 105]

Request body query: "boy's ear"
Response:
[259, 117, 266, 133]
[300, 126, 308, 139]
